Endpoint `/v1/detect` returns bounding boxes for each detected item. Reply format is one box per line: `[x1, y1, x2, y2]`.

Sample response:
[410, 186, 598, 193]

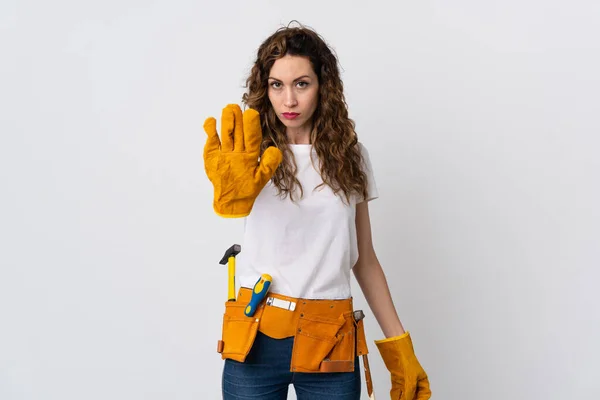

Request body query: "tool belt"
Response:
[217, 287, 369, 373]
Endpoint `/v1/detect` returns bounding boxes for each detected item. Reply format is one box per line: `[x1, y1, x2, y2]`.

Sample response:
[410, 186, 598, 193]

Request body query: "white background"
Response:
[1, 1, 599, 399]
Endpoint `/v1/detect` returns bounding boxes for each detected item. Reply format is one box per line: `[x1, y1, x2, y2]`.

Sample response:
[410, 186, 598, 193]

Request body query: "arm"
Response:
[352, 200, 406, 338]
[354, 200, 432, 399]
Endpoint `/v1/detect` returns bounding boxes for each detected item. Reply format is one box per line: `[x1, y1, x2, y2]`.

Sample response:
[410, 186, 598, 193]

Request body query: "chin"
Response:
[280, 118, 301, 127]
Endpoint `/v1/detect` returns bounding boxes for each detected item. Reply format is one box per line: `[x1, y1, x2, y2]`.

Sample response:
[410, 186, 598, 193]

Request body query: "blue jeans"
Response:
[222, 331, 361, 399]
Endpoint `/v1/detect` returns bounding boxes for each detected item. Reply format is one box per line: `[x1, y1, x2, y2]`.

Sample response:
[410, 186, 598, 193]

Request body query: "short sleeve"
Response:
[358, 142, 379, 203]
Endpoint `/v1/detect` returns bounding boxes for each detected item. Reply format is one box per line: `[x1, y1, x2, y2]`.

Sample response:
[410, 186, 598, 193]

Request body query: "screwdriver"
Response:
[244, 274, 272, 317]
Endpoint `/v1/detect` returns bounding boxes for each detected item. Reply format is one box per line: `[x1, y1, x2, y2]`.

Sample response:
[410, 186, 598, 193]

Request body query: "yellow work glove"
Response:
[203, 104, 282, 218]
[375, 332, 431, 400]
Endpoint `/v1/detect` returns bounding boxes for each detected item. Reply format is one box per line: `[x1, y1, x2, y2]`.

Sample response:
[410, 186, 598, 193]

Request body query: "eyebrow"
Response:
[267, 75, 311, 82]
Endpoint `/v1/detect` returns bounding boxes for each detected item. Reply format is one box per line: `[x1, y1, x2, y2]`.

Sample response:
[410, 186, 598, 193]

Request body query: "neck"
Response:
[286, 122, 312, 144]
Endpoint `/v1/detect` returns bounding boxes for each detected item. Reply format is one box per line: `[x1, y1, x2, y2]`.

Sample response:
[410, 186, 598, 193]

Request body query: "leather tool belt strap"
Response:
[217, 287, 369, 373]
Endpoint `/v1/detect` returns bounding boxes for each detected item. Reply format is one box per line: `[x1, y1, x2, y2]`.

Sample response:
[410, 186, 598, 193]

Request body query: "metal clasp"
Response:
[266, 297, 297, 311]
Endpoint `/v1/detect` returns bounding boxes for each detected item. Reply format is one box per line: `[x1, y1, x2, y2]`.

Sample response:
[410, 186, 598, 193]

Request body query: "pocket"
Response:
[219, 301, 263, 363]
[259, 302, 297, 339]
[321, 311, 357, 372]
[290, 313, 345, 372]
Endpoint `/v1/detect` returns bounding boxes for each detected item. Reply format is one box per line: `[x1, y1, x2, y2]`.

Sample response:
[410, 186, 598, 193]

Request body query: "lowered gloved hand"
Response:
[203, 104, 282, 218]
[375, 331, 431, 400]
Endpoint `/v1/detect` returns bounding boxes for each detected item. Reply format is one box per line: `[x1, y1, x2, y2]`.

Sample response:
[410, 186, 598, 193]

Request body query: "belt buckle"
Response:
[266, 297, 296, 311]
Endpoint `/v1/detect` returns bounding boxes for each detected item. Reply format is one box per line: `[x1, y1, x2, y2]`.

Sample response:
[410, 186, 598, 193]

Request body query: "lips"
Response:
[282, 112, 300, 120]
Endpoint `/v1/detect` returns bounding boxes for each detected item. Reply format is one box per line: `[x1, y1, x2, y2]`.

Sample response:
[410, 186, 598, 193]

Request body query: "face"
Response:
[267, 54, 319, 136]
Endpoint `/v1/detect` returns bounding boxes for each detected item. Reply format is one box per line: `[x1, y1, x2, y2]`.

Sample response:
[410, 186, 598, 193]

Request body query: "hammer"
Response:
[219, 244, 241, 302]
[354, 310, 376, 400]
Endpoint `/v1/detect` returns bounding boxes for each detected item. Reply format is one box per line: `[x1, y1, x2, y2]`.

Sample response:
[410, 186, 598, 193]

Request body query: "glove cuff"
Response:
[374, 331, 410, 344]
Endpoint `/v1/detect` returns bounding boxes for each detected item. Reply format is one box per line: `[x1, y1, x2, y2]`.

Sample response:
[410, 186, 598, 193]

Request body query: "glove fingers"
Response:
[243, 108, 262, 154]
[231, 104, 244, 152]
[391, 377, 404, 400]
[391, 387, 402, 400]
[203, 116, 220, 145]
[220, 105, 236, 152]
[255, 147, 282, 185]
[203, 117, 220, 180]
[402, 381, 417, 400]
[415, 376, 432, 399]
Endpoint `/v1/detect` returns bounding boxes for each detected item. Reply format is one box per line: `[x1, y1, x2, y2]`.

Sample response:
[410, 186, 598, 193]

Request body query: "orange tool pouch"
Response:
[217, 288, 369, 373]
[217, 297, 266, 362]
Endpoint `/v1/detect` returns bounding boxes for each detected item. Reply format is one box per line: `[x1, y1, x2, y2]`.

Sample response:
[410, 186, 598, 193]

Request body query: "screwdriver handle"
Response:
[244, 274, 272, 317]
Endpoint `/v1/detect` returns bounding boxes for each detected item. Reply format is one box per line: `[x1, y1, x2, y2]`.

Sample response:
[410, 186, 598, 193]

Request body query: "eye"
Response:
[297, 81, 309, 88]
[270, 81, 281, 89]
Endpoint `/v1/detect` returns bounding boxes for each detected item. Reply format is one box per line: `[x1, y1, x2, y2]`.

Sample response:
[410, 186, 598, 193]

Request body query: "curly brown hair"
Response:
[242, 22, 369, 204]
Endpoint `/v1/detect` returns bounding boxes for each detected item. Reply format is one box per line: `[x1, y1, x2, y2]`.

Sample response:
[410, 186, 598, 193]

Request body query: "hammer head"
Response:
[353, 310, 365, 322]
[219, 244, 241, 265]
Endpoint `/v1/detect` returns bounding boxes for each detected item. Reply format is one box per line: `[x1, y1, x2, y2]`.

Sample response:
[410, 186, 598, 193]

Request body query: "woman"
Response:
[203, 22, 431, 400]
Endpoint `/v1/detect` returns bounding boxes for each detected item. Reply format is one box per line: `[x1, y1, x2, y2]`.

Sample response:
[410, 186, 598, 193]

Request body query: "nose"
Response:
[284, 88, 297, 108]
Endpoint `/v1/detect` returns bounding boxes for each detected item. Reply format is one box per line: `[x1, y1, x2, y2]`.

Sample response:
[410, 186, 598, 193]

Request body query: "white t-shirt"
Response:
[237, 142, 379, 300]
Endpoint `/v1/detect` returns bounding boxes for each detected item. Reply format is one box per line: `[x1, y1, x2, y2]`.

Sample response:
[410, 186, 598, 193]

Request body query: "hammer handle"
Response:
[363, 354, 375, 399]
[227, 256, 236, 301]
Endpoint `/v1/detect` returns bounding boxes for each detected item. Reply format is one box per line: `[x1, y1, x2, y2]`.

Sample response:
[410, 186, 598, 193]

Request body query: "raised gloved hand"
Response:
[203, 104, 282, 218]
[375, 331, 431, 400]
